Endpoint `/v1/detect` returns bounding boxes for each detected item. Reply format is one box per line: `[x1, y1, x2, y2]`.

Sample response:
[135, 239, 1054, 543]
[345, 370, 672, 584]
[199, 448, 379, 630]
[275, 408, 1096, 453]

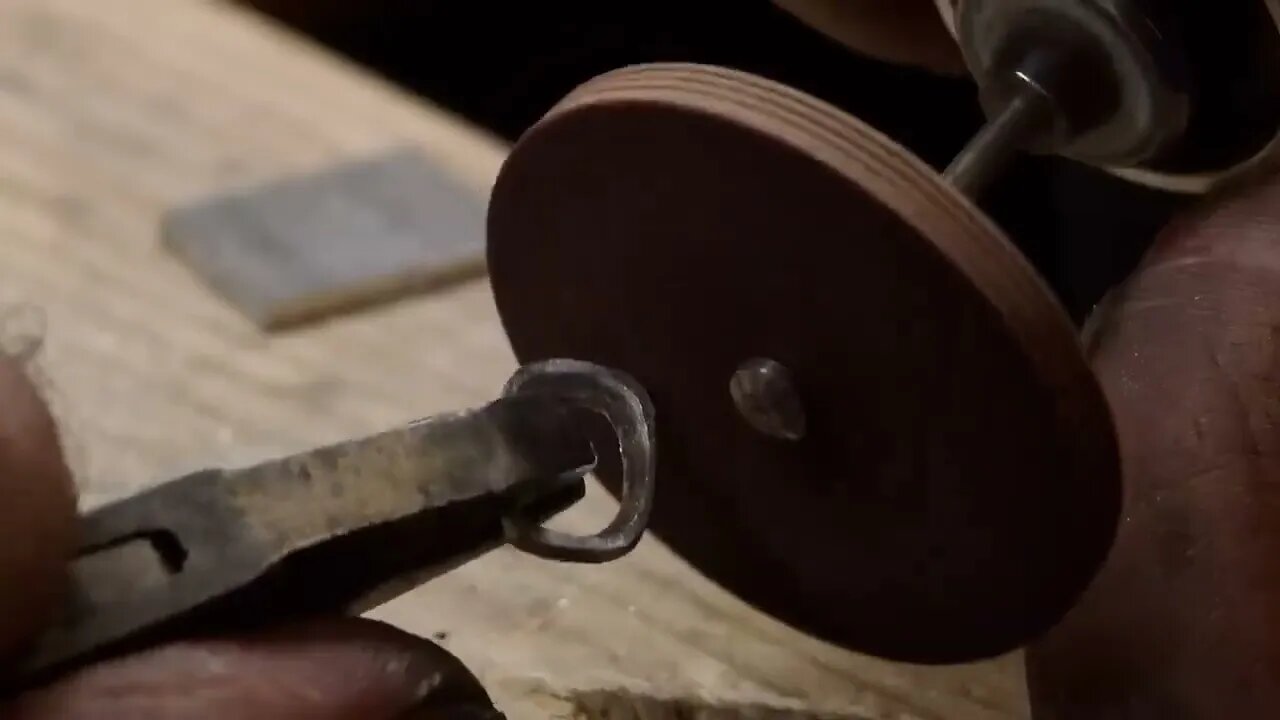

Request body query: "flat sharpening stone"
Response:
[162, 146, 487, 330]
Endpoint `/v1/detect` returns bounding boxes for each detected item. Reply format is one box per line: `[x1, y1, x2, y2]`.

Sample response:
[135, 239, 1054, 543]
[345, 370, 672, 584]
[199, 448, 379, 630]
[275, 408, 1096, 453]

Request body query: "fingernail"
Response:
[0, 304, 47, 364]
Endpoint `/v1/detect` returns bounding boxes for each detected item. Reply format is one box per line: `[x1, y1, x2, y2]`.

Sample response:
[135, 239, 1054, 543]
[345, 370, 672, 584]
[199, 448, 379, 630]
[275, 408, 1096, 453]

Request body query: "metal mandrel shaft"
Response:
[944, 84, 1055, 197]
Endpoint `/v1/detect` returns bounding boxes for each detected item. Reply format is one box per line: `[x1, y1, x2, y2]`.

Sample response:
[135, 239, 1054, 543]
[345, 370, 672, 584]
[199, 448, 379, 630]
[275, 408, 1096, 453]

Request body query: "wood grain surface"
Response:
[0, 1, 1027, 718]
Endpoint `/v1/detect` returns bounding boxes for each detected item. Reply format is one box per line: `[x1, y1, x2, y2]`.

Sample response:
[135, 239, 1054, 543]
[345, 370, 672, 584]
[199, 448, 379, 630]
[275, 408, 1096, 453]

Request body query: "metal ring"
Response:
[499, 359, 656, 563]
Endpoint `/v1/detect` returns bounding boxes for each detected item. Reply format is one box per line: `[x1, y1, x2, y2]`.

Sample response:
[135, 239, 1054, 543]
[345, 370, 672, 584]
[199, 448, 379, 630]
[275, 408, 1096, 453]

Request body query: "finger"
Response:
[7, 618, 500, 720]
[0, 357, 78, 658]
[773, 0, 966, 75]
[1026, 177, 1280, 717]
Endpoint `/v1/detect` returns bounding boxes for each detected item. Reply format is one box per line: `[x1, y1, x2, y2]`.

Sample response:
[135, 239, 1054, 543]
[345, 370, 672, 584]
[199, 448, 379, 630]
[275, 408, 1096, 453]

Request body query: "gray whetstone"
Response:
[162, 147, 487, 329]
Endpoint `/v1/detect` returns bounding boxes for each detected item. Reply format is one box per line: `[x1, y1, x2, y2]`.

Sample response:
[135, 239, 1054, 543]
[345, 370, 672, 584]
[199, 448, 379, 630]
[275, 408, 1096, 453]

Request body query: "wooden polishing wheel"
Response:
[487, 63, 1121, 663]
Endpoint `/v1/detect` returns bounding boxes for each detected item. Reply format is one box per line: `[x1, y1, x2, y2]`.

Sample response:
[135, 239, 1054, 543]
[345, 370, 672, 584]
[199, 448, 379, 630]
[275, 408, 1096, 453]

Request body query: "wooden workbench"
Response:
[0, 1, 1028, 717]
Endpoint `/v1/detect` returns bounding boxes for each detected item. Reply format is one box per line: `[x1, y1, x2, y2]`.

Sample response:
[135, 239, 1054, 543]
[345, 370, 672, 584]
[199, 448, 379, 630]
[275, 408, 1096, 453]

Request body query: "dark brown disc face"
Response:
[487, 64, 1121, 663]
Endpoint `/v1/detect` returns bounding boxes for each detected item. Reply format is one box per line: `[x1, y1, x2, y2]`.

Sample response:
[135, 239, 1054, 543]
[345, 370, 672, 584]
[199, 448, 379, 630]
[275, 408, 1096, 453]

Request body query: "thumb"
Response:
[1026, 176, 1280, 717]
[0, 357, 78, 658]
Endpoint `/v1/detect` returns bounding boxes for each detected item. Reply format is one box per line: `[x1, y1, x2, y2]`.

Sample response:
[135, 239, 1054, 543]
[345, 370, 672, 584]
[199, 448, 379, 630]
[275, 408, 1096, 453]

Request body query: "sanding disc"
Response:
[487, 63, 1120, 663]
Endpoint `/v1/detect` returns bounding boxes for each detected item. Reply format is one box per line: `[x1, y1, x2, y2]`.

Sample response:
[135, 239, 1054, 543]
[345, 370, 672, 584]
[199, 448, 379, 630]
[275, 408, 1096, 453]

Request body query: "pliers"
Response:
[11, 360, 655, 693]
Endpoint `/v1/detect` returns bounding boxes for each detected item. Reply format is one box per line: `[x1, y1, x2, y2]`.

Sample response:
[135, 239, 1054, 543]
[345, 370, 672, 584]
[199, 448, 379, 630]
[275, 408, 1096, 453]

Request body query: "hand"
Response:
[1026, 176, 1280, 716]
[0, 360, 499, 720]
[772, 0, 966, 75]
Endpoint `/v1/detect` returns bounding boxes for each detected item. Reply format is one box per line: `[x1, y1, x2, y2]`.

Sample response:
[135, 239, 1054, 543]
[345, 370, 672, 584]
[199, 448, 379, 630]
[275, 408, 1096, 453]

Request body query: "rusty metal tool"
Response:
[12, 359, 655, 692]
